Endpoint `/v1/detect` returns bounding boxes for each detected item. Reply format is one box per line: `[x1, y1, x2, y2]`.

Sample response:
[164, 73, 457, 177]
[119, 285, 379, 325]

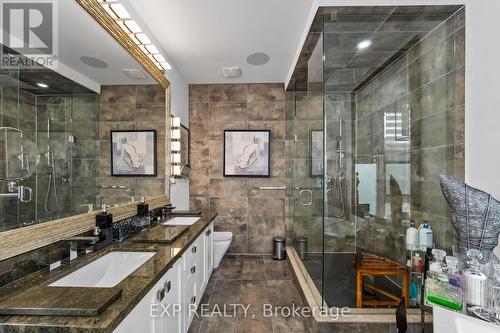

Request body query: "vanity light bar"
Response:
[171, 141, 181, 152]
[170, 117, 182, 176]
[124, 20, 141, 33]
[171, 129, 181, 140]
[97, 1, 172, 71]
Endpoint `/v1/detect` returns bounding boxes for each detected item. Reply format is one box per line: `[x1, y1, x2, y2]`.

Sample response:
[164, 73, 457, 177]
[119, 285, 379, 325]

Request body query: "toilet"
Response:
[213, 231, 233, 269]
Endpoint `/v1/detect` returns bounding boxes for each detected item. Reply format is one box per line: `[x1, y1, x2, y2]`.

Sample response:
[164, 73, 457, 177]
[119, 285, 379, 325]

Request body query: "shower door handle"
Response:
[299, 190, 313, 206]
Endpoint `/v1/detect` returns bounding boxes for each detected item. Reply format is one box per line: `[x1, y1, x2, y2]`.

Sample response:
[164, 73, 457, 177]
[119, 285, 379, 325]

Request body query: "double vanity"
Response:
[0, 213, 216, 333]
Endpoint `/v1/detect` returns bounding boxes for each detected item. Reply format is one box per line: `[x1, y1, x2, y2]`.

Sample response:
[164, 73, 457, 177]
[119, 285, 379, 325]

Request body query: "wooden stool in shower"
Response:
[352, 252, 409, 308]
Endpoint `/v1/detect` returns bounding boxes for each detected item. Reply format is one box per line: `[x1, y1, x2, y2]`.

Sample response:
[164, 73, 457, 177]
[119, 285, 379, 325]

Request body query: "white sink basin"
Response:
[433, 304, 500, 333]
[162, 216, 200, 226]
[49, 251, 155, 288]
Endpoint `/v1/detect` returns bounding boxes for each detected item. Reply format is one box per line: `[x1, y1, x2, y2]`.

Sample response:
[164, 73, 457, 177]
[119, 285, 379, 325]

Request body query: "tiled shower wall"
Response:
[0, 88, 99, 229]
[36, 94, 99, 222]
[97, 85, 166, 206]
[355, 8, 465, 262]
[189, 83, 287, 254]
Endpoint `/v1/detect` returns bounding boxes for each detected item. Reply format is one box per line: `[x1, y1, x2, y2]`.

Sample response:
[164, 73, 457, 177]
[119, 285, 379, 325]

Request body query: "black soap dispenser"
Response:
[95, 204, 113, 248]
[137, 198, 149, 217]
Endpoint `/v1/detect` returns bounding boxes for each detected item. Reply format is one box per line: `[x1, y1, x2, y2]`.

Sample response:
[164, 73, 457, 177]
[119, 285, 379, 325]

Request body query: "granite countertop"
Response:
[0, 213, 217, 333]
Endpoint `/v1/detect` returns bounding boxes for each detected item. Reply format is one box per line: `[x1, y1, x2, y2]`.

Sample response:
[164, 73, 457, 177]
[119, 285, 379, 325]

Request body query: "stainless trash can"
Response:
[273, 237, 286, 260]
[296, 237, 308, 260]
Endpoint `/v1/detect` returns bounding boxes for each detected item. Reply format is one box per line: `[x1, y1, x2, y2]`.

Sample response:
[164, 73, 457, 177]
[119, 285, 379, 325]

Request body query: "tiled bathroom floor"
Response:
[188, 255, 310, 333]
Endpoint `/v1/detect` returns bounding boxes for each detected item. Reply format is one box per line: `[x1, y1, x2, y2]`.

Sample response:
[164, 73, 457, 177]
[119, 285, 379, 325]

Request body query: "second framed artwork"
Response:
[223, 130, 270, 177]
[111, 130, 157, 177]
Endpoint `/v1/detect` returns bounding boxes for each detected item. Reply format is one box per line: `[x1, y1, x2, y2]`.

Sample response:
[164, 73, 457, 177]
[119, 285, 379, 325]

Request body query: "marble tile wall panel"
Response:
[97, 85, 166, 206]
[354, 8, 465, 258]
[189, 83, 287, 254]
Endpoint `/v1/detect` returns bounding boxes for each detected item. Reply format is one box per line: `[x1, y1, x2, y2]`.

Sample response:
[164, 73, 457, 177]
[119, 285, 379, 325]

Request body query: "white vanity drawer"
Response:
[183, 237, 200, 271]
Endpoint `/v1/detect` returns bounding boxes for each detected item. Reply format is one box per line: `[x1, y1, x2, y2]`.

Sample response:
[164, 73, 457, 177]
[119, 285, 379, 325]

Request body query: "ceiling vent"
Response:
[221, 67, 241, 78]
[80, 56, 108, 69]
[121, 69, 147, 79]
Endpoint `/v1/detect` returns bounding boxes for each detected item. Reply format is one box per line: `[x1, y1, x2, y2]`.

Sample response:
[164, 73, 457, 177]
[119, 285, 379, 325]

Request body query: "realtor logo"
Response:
[0, 0, 58, 69]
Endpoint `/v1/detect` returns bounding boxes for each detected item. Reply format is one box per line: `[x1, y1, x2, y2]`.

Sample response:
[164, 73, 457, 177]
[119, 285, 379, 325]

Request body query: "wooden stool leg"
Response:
[402, 271, 409, 308]
[356, 271, 362, 308]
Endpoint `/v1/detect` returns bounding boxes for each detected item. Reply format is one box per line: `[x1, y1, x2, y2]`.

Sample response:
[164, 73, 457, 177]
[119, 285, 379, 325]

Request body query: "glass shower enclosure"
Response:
[287, 5, 466, 309]
[0, 61, 99, 232]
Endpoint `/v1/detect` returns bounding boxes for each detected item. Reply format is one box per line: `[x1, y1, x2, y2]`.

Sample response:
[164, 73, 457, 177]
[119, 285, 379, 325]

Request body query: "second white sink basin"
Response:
[49, 251, 155, 288]
[162, 217, 200, 226]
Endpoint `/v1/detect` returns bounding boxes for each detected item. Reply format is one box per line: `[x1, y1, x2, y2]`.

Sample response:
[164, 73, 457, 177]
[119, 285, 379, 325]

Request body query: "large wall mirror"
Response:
[0, 0, 169, 233]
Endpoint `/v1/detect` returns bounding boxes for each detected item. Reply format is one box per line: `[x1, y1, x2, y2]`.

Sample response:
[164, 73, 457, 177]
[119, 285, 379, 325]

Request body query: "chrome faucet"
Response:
[65, 228, 101, 262]
[80, 203, 94, 213]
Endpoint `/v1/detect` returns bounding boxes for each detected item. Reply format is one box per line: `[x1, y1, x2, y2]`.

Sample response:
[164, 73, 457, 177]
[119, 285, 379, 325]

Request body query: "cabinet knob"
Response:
[164, 281, 171, 293]
[191, 296, 196, 304]
[192, 246, 197, 253]
[190, 266, 196, 274]
[206, 229, 211, 236]
[157, 288, 165, 301]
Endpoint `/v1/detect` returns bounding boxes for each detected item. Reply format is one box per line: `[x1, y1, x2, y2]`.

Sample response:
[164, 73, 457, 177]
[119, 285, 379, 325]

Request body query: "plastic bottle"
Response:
[418, 220, 433, 248]
[446, 256, 462, 288]
[409, 281, 418, 307]
[413, 253, 420, 271]
[406, 219, 419, 250]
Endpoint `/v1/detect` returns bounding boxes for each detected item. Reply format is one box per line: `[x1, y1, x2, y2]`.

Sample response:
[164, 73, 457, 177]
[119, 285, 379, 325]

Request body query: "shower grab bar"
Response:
[98, 184, 132, 189]
[253, 185, 287, 190]
[293, 185, 322, 190]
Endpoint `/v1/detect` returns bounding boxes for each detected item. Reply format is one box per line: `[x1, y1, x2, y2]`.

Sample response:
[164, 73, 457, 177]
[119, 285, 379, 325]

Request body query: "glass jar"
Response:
[463, 249, 488, 308]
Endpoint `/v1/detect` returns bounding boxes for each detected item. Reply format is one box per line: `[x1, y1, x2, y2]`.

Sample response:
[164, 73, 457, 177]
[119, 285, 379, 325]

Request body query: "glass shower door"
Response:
[290, 30, 326, 306]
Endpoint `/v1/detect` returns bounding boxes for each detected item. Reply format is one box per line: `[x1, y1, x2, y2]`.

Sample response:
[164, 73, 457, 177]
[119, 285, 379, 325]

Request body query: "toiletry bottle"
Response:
[406, 219, 418, 250]
[95, 204, 113, 248]
[409, 280, 418, 307]
[414, 253, 420, 271]
[463, 249, 488, 307]
[446, 256, 462, 288]
[418, 220, 433, 248]
[137, 201, 149, 217]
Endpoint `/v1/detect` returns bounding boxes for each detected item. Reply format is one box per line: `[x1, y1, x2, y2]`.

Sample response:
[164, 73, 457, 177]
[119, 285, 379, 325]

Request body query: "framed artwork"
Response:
[223, 130, 270, 177]
[310, 130, 323, 177]
[111, 130, 157, 177]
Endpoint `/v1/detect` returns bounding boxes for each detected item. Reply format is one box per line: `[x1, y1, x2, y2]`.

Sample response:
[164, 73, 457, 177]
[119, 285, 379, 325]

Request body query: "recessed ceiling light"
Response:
[357, 40, 372, 50]
[37, 83, 49, 88]
[247, 52, 270, 66]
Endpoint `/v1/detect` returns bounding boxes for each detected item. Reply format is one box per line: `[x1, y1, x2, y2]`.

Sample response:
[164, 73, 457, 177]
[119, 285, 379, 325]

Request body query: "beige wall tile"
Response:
[98, 84, 166, 204]
[189, 83, 287, 255]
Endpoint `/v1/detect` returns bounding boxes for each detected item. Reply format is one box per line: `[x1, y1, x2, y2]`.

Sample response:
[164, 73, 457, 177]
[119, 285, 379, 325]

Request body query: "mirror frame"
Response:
[76, 0, 170, 89]
[0, 0, 172, 261]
